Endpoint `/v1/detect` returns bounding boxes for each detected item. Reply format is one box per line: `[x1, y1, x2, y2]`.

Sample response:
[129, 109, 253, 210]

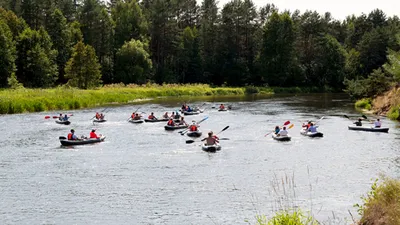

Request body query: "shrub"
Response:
[256, 210, 317, 225]
[355, 177, 400, 225]
[355, 98, 372, 110]
[387, 105, 400, 120]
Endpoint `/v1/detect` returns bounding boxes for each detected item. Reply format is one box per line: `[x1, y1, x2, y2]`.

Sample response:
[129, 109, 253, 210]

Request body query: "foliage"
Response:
[355, 177, 400, 225]
[7, 72, 23, 89]
[65, 41, 102, 89]
[256, 210, 318, 225]
[387, 105, 400, 120]
[383, 49, 400, 82]
[115, 39, 152, 84]
[15, 27, 58, 87]
[355, 98, 372, 110]
[0, 18, 16, 87]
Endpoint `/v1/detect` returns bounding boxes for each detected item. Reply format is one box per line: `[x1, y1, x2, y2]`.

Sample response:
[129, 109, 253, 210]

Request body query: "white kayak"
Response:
[128, 118, 144, 124]
[272, 134, 291, 141]
[348, 125, 389, 133]
[300, 129, 323, 137]
[201, 143, 221, 152]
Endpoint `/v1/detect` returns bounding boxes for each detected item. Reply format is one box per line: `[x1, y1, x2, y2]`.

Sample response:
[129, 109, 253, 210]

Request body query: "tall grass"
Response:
[355, 177, 400, 225]
[254, 172, 318, 225]
[0, 83, 245, 114]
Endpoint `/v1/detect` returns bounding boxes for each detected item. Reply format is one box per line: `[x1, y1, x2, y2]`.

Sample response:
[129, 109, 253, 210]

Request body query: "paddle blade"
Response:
[288, 124, 295, 129]
[198, 116, 209, 124]
[185, 140, 195, 144]
[343, 115, 350, 119]
[362, 115, 367, 119]
[59, 136, 66, 140]
[283, 121, 290, 126]
[222, 126, 229, 132]
[45, 116, 50, 119]
[53, 116, 59, 119]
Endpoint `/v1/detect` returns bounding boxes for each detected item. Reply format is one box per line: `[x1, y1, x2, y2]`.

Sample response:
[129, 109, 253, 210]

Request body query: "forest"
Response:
[0, 0, 399, 96]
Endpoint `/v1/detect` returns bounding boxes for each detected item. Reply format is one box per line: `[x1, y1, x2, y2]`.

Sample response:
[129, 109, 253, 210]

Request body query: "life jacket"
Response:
[190, 125, 197, 131]
[90, 132, 97, 139]
[131, 114, 135, 118]
[220, 105, 225, 109]
[96, 113, 100, 119]
[167, 120, 174, 126]
[148, 115, 155, 119]
[67, 133, 73, 140]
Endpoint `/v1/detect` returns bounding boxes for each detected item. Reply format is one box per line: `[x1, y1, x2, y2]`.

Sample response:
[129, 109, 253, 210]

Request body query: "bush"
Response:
[387, 105, 400, 120]
[355, 177, 400, 225]
[256, 210, 317, 225]
[355, 98, 372, 110]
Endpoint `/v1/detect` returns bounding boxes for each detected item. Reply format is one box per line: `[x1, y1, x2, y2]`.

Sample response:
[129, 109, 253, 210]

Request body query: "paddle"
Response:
[343, 114, 367, 120]
[179, 116, 209, 135]
[186, 126, 230, 144]
[51, 114, 73, 119]
[264, 121, 291, 137]
[59, 136, 66, 140]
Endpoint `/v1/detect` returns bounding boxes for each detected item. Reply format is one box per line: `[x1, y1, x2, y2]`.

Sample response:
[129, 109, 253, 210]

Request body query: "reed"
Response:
[0, 83, 245, 114]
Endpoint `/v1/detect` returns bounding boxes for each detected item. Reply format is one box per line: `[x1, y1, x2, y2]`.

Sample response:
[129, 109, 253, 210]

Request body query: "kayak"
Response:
[93, 119, 106, 123]
[218, 108, 228, 112]
[272, 134, 291, 141]
[186, 130, 202, 138]
[55, 120, 71, 125]
[128, 119, 144, 124]
[202, 143, 221, 152]
[145, 118, 180, 123]
[59, 136, 106, 146]
[164, 125, 188, 131]
[183, 111, 200, 116]
[300, 129, 323, 137]
[348, 126, 389, 133]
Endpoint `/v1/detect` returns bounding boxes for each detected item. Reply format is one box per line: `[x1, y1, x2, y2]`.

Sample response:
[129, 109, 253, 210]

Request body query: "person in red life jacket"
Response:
[148, 112, 157, 120]
[163, 112, 169, 119]
[189, 121, 198, 131]
[131, 113, 135, 119]
[67, 129, 79, 140]
[95, 112, 100, 119]
[89, 129, 98, 139]
[133, 113, 142, 120]
[167, 118, 175, 126]
[306, 121, 312, 129]
[205, 131, 219, 146]
[219, 104, 225, 110]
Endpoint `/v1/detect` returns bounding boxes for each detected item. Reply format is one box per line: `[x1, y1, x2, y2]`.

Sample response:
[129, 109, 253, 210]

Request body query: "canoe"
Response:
[183, 111, 200, 116]
[348, 125, 389, 133]
[201, 143, 221, 152]
[93, 119, 107, 123]
[164, 125, 188, 131]
[55, 120, 71, 125]
[300, 129, 323, 137]
[128, 119, 144, 124]
[59, 136, 106, 146]
[272, 134, 291, 141]
[186, 130, 202, 138]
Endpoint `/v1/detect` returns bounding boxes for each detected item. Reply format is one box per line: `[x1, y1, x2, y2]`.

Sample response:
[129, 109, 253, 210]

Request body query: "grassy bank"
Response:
[0, 84, 246, 114]
[367, 86, 400, 120]
[355, 177, 400, 225]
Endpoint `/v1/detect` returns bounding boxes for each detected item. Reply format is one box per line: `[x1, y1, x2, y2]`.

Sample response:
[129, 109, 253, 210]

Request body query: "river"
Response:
[0, 93, 399, 224]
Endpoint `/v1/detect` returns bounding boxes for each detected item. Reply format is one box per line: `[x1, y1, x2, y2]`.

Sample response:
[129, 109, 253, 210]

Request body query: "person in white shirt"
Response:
[308, 123, 318, 133]
[278, 126, 288, 136]
[374, 118, 381, 128]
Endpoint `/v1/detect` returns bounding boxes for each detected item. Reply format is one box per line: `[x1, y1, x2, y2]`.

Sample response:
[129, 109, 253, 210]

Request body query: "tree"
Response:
[383, 49, 400, 82]
[15, 27, 58, 87]
[65, 41, 102, 89]
[115, 39, 152, 84]
[0, 7, 27, 37]
[260, 12, 296, 86]
[0, 19, 16, 87]
[178, 26, 202, 83]
[112, 0, 148, 49]
[47, 9, 71, 83]
[199, 0, 218, 83]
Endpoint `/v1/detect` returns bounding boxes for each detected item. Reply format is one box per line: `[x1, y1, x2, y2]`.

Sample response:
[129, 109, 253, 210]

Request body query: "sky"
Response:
[214, 0, 400, 21]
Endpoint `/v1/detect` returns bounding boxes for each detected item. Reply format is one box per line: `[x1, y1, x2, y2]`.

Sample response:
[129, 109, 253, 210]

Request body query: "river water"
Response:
[0, 93, 399, 224]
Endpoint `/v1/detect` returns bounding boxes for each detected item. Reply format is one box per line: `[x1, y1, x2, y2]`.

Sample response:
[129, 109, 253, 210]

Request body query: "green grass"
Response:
[355, 177, 400, 225]
[355, 98, 372, 110]
[256, 210, 318, 225]
[0, 83, 246, 114]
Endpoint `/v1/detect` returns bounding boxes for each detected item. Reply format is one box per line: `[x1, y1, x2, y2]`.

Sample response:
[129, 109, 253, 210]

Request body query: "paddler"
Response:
[167, 118, 175, 126]
[148, 112, 157, 120]
[178, 116, 188, 126]
[67, 129, 79, 140]
[354, 118, 362, 126]
[189, 121, 198, 131]
[308, 123, 318, 133]
[89, 129, 99, 139]
[163, 112, 169, 119]
[374, 118, 381, 128]
[277, 126, 288, 136]
[205, 131, 219, 145]
[219, 104, 225, 110]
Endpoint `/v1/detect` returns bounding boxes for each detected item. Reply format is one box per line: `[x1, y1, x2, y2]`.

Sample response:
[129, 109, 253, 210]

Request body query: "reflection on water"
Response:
[0, 93, 399, 224]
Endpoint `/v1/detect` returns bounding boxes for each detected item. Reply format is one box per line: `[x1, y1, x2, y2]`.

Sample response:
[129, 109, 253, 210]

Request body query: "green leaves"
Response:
[65, 41, 102, 89]
[0, 18, 16, 87]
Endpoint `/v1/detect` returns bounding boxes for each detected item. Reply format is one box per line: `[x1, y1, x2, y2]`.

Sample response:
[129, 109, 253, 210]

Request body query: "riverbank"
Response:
[355, 86, 400, 120]
[0, 84, 247, 114]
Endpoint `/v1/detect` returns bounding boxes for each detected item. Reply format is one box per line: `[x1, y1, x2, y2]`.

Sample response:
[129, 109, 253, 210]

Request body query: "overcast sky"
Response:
[213, 0, 399, 20]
